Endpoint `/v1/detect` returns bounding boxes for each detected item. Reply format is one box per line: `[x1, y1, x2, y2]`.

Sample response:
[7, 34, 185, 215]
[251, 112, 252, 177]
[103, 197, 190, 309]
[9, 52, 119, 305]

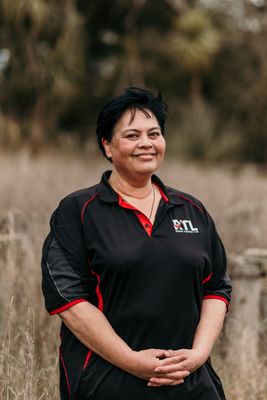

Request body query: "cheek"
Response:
[109, 143, 134, 165]
[158, 138, 166, 156]
[113, 144, 132, 159]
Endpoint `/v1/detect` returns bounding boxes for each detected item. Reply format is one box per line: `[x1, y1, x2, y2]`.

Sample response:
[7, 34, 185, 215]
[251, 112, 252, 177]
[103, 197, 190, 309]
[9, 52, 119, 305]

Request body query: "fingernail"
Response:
[155, 368, 160, 372]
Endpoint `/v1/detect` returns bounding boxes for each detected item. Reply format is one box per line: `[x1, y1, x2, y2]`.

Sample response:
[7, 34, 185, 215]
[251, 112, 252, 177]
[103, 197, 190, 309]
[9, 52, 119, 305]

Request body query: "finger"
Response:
[159, 355, 187, 365]
[147, 381, 164, 387]
[163, 349, 173, 358]
[148, 380, 183, 387]
[148, 377, 185, 386]
[155, 362, 188, 374]
[166, 349, 188, 357]
[166, 349, 174, 356]
[170, 379, 185, 386]
[154, 349, 172, 359]
[160, 349, 176, 359]
[152, 370, 190, 381]
[156, 355, 187, 368]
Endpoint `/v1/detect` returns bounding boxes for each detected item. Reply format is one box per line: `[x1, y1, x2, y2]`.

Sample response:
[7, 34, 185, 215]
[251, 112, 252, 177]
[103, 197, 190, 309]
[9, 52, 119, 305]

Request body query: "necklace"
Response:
[148, 184, 155, 221]
[110, 178, 156, 221]
[122, 185, 155, 221]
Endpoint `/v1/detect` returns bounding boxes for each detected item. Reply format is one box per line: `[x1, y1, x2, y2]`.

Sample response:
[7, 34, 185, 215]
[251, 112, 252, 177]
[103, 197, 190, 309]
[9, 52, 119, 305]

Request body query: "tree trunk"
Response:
[30, 94, 47, 154]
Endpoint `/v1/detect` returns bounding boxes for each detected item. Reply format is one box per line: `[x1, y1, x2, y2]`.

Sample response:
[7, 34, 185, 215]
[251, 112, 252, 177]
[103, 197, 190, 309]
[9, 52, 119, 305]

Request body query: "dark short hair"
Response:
[96, 87, 168, 160]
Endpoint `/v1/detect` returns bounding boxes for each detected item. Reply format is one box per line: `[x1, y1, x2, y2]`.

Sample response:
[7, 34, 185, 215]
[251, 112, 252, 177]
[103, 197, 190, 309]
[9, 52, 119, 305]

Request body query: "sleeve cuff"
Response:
[49, 299, 88, 315]
[203, 295, 230, 312]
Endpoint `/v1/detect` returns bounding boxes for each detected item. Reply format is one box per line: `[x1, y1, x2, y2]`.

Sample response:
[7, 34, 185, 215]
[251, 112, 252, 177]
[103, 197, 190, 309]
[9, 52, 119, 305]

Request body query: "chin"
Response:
[134, 163, 159, 175]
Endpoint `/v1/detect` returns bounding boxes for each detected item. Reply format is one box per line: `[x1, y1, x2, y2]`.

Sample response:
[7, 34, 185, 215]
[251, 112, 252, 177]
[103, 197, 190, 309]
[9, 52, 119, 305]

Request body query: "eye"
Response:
[148, 131, 161, 138]
[125, 133, 139, 140]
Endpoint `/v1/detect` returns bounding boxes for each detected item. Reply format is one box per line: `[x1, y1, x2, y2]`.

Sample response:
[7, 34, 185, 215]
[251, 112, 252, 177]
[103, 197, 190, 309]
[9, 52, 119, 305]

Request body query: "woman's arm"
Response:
[42, 197, 189, 384]
[147, 299, 227, 386]
[191, 298, 226, 362]
[59, 301, 189, 382]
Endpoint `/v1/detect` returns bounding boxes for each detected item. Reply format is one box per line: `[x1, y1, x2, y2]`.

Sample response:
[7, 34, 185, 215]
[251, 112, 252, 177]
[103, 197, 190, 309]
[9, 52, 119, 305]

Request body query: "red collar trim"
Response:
[154, 183, 169, 202]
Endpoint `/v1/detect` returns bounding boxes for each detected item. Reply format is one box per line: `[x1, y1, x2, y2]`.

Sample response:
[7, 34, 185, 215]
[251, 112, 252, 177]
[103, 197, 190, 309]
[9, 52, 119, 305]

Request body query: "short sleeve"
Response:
[203, 213, 232, 310]
[41, 196, 93, 315]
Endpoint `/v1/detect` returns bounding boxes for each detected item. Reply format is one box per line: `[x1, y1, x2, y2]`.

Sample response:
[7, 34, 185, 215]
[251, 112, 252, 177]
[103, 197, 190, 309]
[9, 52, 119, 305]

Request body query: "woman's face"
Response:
[103, 109, 166, 179]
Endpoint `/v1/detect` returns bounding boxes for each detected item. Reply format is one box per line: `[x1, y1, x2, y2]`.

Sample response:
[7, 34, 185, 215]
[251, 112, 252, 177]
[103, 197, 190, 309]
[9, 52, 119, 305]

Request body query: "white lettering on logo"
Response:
[172, 219, 199, 233]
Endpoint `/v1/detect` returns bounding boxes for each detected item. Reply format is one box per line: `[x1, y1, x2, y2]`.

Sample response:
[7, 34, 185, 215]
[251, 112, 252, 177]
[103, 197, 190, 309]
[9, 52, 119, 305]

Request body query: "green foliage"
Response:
[172, 9, 221, 75]
[0, 0, 266, 162]
[0, 0, 86, 148]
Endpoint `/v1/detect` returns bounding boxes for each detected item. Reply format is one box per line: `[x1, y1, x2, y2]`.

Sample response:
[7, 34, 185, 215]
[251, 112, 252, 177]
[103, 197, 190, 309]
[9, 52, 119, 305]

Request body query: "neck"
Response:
[109, 170, 153, 198]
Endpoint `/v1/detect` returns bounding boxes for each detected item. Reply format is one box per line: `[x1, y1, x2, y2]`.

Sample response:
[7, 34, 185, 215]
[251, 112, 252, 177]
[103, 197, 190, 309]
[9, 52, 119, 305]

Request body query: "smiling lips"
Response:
[133, 153, 157, 159]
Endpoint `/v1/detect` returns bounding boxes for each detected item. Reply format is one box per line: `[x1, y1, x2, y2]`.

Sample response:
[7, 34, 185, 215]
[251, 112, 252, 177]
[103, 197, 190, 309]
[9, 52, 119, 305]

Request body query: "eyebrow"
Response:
[122, 127, 161, 134]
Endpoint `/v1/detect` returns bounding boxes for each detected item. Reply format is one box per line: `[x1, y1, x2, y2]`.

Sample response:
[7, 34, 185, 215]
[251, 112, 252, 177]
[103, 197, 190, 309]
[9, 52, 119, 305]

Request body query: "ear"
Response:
[102, 138, 112, 159]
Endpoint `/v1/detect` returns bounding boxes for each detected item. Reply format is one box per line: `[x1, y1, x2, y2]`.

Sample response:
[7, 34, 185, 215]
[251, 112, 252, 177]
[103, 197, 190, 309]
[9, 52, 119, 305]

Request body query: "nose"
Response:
[137, 133, 153, 148]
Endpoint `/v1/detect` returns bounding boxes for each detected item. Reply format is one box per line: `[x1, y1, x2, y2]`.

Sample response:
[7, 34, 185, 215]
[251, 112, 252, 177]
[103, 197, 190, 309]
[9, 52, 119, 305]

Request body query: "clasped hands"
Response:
[130, 348, 206, 387]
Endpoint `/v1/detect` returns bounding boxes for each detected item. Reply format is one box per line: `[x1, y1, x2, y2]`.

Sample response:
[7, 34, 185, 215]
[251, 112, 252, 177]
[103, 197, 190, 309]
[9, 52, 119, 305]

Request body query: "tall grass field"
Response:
[0, 151, 266, 399]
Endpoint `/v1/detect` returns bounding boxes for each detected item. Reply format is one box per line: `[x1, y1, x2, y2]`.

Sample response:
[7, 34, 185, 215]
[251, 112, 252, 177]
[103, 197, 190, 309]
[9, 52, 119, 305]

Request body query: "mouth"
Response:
[132, 153, 157, 161]
[133, 153, 157, 157]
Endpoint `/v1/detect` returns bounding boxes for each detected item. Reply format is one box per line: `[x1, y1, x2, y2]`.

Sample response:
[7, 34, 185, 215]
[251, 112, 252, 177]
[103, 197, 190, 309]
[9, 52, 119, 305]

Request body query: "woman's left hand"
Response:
[147, 348, 207, 387]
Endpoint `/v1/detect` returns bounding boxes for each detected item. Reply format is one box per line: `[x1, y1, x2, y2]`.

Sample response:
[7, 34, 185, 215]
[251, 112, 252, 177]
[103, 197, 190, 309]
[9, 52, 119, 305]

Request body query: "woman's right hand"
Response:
[59, 303, 189, 387]
[126, 349, 189, 383]
[126, 349, 169, 380]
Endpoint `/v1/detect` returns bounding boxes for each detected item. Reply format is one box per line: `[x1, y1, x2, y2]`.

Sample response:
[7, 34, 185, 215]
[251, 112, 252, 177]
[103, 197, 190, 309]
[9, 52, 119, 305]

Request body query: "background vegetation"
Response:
[0, 0, 267, 162]
[0, 0, 266, 399]
[0, 152, 266, 400]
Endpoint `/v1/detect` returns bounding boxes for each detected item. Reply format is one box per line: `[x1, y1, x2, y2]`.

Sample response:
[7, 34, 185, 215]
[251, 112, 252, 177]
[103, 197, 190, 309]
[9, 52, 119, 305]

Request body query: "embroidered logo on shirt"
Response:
[172, 219, 199, 233]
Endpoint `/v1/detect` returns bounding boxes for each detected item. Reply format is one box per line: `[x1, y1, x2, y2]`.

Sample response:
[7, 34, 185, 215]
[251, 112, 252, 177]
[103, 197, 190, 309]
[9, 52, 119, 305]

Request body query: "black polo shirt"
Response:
[41, 171, 232, 400]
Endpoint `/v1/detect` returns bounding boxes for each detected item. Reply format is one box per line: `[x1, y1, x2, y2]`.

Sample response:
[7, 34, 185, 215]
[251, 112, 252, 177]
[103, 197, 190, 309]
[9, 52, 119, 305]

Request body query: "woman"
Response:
[41, 87, 232, 400]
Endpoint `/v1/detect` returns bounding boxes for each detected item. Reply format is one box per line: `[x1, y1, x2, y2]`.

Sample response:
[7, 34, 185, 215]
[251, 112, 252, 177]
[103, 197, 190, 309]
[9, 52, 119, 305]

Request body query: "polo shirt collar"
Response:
[98, 171, 117, 203]
[98, 170, 184, 206]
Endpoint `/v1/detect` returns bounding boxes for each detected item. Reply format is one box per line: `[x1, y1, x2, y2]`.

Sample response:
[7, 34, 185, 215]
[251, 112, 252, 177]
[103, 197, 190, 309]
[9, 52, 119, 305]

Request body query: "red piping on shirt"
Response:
[81, 193, 98, 223]
[116, 184, 168, 237]
[90, 269, 104, 312]
[178, 195, 203, 213]
[83, 262, 104, 370]
[154, 184, 169, 202]
[118, 194, 153, 237]
[202, 272, 213, 284]
[59, 348, 71, 399]
[49, 299, 88, 315]
[118, 195, 136, 210]
[83, 350, 92, 370]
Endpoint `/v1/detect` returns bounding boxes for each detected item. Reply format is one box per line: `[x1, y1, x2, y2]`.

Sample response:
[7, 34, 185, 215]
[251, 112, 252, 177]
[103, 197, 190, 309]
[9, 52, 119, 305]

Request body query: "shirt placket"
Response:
[118, 195, 153, 237]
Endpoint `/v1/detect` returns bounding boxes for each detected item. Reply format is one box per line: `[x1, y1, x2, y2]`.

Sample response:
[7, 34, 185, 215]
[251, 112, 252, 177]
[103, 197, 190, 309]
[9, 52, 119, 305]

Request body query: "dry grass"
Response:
[0, 150, 266, 399]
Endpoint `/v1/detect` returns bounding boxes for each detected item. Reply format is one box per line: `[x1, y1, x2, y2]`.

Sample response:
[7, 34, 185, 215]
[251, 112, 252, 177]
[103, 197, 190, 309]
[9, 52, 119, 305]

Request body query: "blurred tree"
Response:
[0, 0, 266, 162]
[75, 0, 177, 102]
[0, 0, 86, 150]
[202, 0, 267, 162]
[171, 8, 221, 98]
